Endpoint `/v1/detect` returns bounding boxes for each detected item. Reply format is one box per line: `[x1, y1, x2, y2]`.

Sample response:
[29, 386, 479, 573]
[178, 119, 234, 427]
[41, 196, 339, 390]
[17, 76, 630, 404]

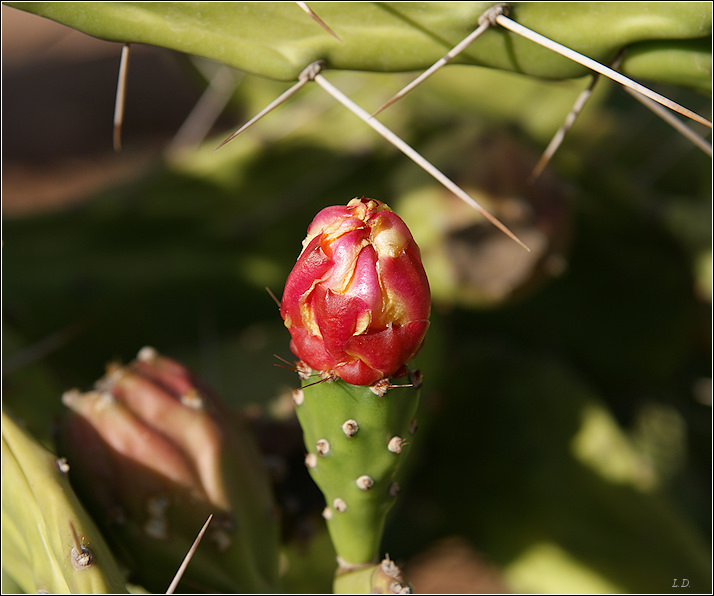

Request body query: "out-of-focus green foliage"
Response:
[5, 2, 713, 92]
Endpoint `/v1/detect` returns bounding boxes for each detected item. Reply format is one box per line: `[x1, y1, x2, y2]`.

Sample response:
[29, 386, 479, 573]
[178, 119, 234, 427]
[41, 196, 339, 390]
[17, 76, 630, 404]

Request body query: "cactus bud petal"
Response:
[58, 348, 279, 593]
[281, 197, 430, 386]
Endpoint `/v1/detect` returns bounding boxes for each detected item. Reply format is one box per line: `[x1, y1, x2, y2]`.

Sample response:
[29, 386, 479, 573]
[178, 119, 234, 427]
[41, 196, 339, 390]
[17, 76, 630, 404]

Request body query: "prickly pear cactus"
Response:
[2, 2, 710, 594]
[294, 372, 421, 568]
[2, 411, 128, 594]
[279, 197, 430, 591]
[5, 2, 712, 91]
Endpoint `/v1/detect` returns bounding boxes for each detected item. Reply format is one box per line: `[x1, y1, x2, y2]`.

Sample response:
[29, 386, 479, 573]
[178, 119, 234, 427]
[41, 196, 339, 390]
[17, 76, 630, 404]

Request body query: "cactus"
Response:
[57, 347, 280, 593]
[2, 411, 127, 594]
[333, 555, 411, 594]
[1, 3, 710, 594]
[294, 373, 421, 567]
[294, 373, 420, 593]
[280, 197, 430, 591]
[4, 3, 712, 92]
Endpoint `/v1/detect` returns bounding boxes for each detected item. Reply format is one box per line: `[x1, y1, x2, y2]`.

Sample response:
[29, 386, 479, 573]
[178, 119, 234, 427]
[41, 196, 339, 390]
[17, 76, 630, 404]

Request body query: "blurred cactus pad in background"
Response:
[2, 2, 712, 594]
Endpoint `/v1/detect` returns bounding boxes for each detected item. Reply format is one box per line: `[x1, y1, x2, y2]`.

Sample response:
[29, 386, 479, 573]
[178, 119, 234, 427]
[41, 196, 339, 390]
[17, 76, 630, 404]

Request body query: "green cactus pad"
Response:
[2, 411, 128, 594]
[294, 372, 420, 567]
[4, 2, 712, 92]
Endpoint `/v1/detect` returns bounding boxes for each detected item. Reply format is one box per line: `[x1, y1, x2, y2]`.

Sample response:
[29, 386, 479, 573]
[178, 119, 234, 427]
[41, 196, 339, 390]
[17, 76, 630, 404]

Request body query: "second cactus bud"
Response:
[58, 347, 280, 593]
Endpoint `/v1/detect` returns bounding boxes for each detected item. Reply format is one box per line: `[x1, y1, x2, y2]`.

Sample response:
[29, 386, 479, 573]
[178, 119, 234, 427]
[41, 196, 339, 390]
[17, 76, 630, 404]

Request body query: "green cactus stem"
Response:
[332, 556, 411, 594]
[2, 410, 128, 594]
[293, 368, 421, 573]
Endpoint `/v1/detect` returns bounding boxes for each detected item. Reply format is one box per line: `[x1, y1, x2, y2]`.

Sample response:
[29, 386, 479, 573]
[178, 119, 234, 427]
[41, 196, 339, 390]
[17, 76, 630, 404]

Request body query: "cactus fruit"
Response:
[57, 347, 280, 593]
[2, 411, 127, 594]
[281, 197, 429, 591]
[280, 197, 430, 386]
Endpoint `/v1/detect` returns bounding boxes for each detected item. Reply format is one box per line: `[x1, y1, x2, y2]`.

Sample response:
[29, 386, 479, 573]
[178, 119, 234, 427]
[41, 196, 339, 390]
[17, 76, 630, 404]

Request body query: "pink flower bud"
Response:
[280, 197, 430, 385]
[59, 348, 279, 593]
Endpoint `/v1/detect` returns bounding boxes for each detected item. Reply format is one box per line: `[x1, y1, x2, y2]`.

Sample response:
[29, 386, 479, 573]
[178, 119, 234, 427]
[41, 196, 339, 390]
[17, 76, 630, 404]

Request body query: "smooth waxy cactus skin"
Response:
[294, 371, 420, 567]
[5, 3, 711, 92]
[2, 411, 127, 594]
[281, 197, 430, 386]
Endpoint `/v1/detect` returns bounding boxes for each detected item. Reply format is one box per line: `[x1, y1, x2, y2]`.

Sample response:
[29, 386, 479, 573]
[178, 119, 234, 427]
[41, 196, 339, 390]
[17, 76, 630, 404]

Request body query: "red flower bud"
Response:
[280, 197, 430, 385]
